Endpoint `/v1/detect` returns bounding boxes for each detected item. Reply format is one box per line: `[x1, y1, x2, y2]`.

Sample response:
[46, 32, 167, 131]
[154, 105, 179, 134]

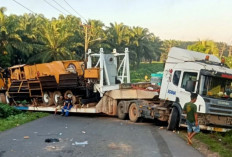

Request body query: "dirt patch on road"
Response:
[108, 142, 132, 152]
[45, 145, 65, 151]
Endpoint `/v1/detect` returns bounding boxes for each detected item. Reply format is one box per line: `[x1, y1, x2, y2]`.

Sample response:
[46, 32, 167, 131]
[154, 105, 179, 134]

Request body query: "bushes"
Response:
[0, 103, 22, 118]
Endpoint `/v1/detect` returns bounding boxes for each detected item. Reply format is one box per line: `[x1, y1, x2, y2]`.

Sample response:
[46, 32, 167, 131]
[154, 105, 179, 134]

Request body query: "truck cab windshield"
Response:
[199, 75, 232, 99]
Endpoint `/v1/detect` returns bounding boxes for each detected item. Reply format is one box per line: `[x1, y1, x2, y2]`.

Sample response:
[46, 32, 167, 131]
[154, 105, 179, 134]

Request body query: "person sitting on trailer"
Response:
[54, 96, 64, 115]
[61, 94, 73, 117]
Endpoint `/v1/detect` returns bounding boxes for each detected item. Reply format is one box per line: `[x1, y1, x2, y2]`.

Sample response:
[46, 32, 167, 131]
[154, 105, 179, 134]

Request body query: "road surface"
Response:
[0, 114, 203, 157]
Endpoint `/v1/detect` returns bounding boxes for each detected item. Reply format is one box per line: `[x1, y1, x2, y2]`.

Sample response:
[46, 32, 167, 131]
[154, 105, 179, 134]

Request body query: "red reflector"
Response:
[222, 74, 232, 79]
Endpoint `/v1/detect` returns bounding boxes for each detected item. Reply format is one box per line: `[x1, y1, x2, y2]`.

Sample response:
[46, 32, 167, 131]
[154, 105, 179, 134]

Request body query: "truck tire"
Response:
[42, 91, 54, 106]
[117, 101, 127, 120]
[53, 91, 62, 105]
[129, 103, 140, 122]
[64, 90, 76, 104]
[0, 93, 6, 104]
[167, 107, 179, 131]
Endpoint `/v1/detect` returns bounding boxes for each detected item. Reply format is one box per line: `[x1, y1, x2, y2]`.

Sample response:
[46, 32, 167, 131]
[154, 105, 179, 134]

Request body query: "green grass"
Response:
[130, 63, 164, 82]
[179, 129, 232, 157]
[194, 131, 232, 157]
[0, 112, 49, 132]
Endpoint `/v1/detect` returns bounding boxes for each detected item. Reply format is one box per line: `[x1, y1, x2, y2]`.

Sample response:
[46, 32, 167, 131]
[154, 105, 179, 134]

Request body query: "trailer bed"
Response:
[15, 106, 98, 113]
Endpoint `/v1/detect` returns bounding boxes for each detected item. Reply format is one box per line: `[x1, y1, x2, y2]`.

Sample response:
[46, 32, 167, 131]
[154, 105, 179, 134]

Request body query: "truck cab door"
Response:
[176, 71, 199, 108]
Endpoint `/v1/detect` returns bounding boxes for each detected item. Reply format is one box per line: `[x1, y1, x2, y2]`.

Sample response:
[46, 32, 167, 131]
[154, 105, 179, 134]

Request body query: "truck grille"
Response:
[208, 100, 232, 116]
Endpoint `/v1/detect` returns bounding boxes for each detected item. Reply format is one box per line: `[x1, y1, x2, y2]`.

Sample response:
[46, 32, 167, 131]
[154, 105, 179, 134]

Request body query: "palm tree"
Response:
[33, 17, 82, 63]
[187, 40, 219, 57]
[160, 40, 181, 62]
[106, 22, 130, 52]
[129, 27, 154, 66]
[0, 7, 28, 67]
[149, 36, 162, 62]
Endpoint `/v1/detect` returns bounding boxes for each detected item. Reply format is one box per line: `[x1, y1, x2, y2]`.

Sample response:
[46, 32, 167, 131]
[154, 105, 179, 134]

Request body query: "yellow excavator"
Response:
[0, 59, 100, 105]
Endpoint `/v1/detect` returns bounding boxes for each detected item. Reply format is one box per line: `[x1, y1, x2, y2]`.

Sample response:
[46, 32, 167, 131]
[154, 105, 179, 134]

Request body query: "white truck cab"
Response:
[160, 47, 232, 131]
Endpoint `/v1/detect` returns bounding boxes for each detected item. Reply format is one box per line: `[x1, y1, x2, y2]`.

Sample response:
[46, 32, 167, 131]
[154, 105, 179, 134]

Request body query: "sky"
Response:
[1, 0, 232, 43]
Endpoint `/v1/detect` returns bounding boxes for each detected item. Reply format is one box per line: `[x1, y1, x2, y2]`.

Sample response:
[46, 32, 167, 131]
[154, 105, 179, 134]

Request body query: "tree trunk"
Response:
[136, 58, 140, 68]
[220, 43, 226, 58]
[229, 46, 232, 57]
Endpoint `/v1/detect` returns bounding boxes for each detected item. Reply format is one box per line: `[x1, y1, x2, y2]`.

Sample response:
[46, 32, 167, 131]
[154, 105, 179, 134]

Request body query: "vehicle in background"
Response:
[150, 72, 163, 86]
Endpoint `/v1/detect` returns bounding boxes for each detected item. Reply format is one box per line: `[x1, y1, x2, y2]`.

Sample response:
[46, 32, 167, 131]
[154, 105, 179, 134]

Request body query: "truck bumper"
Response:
[180, 124, 231, 132]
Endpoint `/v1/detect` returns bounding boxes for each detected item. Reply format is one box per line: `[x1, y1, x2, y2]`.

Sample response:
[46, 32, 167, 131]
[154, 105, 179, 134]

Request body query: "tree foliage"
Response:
[0, 7, 231, 69]
[187, 40, 219, 57]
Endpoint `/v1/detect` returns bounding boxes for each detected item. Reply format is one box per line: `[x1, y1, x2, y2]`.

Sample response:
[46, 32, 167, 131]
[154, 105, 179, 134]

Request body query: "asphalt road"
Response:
[0, 114, 203, 157]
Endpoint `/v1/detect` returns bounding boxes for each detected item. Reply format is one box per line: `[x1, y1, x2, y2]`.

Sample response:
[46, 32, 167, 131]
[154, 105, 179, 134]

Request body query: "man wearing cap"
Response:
[61, 94, 73, 117]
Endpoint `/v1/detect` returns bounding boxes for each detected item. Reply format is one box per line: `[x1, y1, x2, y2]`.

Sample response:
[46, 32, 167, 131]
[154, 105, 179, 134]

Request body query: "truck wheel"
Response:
[0, 93, 6, 104]
[53, 91, 62, 105]
[167, 107, 179, 131]
[42, 91, 54, 106]
[129, 103, 140, 122]
[64, 90, 76, 104]
[117, 101, 127, 120]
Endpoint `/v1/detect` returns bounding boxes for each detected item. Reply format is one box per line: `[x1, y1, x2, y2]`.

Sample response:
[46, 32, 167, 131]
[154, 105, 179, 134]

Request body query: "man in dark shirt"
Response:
[183, 93, 200, 145]
[61, 95, 73, 117]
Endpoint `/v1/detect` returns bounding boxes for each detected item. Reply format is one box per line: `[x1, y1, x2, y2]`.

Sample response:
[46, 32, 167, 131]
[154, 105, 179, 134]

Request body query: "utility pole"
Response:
[82, 24, 91, 60]
[81, 23, 103, 61]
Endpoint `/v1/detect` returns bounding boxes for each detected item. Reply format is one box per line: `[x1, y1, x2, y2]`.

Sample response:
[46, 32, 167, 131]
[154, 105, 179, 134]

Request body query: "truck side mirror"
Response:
[185, 80, 195, 92]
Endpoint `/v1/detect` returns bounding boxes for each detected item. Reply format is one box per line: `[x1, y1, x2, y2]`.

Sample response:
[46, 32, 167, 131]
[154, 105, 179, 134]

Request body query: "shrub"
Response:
[0, 103, 22, 118]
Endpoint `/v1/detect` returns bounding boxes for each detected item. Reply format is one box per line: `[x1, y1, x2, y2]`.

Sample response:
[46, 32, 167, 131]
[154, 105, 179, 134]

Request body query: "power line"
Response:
[12, 0, 36, 14]
[63, 0, 87, 22]
[43, 0, 66, 15]
[52, 0, 72, 15]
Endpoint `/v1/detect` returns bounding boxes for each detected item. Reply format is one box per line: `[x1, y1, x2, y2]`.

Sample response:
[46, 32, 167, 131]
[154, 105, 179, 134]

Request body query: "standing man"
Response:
[183, 93, 200, 145]
[61, 94, 73, 117]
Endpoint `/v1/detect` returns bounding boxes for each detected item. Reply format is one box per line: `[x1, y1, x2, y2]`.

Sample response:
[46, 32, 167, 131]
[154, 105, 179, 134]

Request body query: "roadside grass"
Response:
[178, 129, 232, 157]
[0, 112, 49, 132]
[194, 131, 232, 157]
[0, 103, 49, 132]
[130, 63, 164, 82]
